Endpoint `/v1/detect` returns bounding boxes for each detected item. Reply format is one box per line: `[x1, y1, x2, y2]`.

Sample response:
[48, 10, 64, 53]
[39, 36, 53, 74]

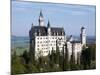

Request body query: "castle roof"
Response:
[70, 40, 80, 43]
[30, 26, 65, 36]
[81, 26, 85, 29]
[67, 35, 81, 43]
[40, 10, 43, 17]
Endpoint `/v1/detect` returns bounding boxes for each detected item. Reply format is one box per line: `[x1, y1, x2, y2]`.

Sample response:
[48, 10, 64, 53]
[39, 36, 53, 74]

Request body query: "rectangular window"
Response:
[37, 45, 39, 47]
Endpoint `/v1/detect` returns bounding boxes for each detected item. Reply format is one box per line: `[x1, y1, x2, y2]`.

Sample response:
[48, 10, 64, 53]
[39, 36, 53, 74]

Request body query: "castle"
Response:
[29, 11, 86, 64]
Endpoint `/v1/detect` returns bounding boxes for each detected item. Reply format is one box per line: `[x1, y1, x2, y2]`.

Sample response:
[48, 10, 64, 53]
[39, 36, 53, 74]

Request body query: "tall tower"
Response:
[47, 20, 51, 36]
[38, 11, 44, 26]
[31, 23, 34, 29]
[80, 27, 86, 46]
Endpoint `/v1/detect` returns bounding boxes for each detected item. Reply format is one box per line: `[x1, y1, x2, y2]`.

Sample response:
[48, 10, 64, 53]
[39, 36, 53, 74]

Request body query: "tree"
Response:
[49, 49, 55, 69]
[89, 44, 96, 61]
[80, 47, 92, 69]
[28, 50, 35, 64]
[59, 51, 64, 71]
[55, 46, 60, 65]
[70, 43, 76, 70]
[22, 50, 30, 64]
[63, 43, 70, 71]
[25, 62, 38, 73]
[12, 50, 17, 61]
[11, 56, 26, 75]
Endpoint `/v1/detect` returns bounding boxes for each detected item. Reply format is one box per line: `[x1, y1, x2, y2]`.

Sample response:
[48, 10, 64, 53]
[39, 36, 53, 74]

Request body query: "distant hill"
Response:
[71, 35, 96, 44]
[11, 35, 29, 48]
[11, 35, 95, 48]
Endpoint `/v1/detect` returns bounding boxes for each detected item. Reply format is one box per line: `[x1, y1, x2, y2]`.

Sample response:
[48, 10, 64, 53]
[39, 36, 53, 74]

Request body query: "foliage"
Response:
[11, 55, 26, 75]
[11, 44, 96, 74]
[80, 44, 96, 69]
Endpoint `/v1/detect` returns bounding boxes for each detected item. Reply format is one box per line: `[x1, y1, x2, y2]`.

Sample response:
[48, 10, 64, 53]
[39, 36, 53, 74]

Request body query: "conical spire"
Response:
[31, 23, 34, 28]
[81, 26, 85, 29]
[69, 35, 73, 42]
[47, 20, 51, 36]
[38, 10, 44, 26]
[32, 23, 33, 26]
[47, 20, 50, 28]
[40, 10, 43, 17]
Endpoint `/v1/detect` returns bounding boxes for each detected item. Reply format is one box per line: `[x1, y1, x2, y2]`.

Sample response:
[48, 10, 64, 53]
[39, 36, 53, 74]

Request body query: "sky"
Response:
[12, 1, 96, 36]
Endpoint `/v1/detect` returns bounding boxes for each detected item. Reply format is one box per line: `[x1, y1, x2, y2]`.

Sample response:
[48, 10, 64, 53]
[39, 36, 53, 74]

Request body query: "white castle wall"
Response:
[35, 35, 66, 58]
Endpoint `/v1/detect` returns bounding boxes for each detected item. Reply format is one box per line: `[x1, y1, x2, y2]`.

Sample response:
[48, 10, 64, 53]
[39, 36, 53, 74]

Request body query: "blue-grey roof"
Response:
[29, 26, 65, 36]
[70, 40, 81, 43]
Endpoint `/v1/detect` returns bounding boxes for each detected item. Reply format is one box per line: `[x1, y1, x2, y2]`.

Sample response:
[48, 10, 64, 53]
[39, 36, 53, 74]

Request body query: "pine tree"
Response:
[80, 47, 92, 69]
[22, 50, 30, 64]
[70, 43, 76, 70]
[64, 43, 70, 70]
[48, 48, 55, 71]
[56, 45, 60, 66]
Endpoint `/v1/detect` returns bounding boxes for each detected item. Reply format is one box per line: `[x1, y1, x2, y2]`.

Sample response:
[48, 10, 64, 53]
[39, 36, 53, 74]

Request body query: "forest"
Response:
[11, 44, 96, 75]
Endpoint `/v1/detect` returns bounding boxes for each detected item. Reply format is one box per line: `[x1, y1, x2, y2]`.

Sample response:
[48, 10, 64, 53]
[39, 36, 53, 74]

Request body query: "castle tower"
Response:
[47, 20, 51, 36]
[80, 27, 86, 46]
[31, 23, 34, 30]
[69, 35, 73, 42]
[38, 11, 44, 26]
